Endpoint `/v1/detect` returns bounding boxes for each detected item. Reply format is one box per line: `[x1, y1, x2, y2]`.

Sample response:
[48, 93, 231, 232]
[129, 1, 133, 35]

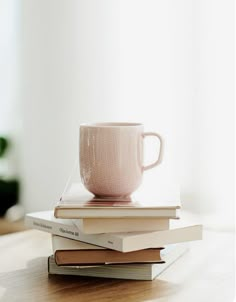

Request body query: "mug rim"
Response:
[80, 122, 143, 127]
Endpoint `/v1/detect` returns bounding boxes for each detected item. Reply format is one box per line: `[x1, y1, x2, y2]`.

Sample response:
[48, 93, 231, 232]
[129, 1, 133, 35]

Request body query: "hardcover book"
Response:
[54, 184, 181, 219]
[25, 211, 202, 252]
[52, 235, 164, 266]
[48, 243, 188, 280]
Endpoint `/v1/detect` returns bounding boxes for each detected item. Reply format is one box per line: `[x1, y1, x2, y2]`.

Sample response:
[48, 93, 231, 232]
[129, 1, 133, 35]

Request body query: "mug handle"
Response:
[142, 132, 163, 171]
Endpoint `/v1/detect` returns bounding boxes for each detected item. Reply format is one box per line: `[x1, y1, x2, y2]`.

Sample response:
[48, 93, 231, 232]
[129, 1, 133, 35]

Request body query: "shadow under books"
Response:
[0, 257, 179, 301]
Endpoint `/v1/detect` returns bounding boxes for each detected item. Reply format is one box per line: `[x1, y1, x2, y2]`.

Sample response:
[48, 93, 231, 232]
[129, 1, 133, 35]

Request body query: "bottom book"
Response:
[48, 243, 188, 281]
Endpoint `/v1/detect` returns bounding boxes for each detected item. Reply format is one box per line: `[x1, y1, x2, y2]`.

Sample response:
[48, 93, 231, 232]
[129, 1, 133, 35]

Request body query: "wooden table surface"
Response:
[0, 228, 234, 302]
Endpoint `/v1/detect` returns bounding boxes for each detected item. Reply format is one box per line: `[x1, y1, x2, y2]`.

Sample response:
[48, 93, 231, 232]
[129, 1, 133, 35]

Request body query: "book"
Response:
[73, 217, 170, 234]
[25, 211, 81, 241]
[48, 243, 188, 280]
[54, 184, 181, 219]
[52, 235, 164, 266]
[25, 211, 202, 252]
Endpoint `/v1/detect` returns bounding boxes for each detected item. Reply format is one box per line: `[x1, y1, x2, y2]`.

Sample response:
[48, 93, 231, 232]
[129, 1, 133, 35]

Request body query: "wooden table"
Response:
[0, 229, 234, 302]
[0, 218, 26, 235]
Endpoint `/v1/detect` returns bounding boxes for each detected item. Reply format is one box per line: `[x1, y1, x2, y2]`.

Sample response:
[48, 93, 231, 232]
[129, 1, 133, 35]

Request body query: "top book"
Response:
[54, 183, 181, 219]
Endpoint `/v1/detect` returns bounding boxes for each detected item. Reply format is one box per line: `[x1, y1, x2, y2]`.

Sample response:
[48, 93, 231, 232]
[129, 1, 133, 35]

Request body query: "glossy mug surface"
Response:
[79, 122, 163, 197]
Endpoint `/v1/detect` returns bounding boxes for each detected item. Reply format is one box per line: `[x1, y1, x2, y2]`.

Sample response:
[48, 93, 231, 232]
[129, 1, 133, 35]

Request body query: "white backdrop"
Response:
[0, 0, 234, 228]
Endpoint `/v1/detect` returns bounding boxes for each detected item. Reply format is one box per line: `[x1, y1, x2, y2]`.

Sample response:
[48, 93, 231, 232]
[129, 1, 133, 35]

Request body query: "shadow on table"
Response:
[0, 257, 180, 302]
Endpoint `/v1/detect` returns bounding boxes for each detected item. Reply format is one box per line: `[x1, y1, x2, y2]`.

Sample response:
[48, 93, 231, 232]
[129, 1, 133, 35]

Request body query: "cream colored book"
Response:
[73, 217, 170, 234]
[54, 192, 180, 219]
[54, 184, 181, 219]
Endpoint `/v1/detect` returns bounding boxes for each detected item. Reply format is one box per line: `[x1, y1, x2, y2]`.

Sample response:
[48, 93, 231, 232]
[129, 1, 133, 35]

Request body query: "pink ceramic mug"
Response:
[79, 122, 163, 197]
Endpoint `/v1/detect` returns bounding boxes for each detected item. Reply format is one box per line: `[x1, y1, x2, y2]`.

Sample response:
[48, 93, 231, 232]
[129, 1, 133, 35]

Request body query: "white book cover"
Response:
[48, 243, 188, 281]
[25, 211, 202, 252]
[25, 211, 81, 241]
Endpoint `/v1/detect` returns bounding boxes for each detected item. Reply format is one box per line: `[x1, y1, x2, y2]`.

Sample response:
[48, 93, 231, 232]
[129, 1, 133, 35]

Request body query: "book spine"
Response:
[25, 216, 81, 241]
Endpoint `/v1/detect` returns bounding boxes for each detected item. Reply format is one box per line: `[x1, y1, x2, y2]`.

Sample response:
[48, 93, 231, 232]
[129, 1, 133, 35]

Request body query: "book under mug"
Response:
[54, 183, 181, 219]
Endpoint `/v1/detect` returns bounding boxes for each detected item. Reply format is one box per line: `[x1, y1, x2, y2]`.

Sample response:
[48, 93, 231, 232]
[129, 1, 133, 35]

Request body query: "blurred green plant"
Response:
[0, 136, 8, 157]
[0, 136, 19, 216]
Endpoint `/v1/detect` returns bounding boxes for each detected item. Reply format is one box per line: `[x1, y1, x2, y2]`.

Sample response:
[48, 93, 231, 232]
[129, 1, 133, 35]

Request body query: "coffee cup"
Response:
[79, 122, 163, 197]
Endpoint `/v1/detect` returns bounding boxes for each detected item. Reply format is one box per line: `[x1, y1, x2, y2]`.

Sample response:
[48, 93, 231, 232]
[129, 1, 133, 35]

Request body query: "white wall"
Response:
[190, 0, 235, 226]
[0, 0, 20, 178]
[20, 0, 121, 211]
[3, 0, 233, 228]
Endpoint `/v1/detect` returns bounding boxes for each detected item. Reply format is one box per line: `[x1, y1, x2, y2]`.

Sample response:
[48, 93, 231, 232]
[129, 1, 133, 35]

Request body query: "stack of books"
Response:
[25, 184, 202, 280]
